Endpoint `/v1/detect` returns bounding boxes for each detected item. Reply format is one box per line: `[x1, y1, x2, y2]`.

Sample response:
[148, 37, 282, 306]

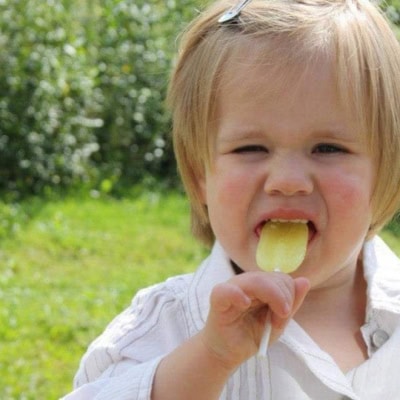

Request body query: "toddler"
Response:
[62, 0, 400, 399]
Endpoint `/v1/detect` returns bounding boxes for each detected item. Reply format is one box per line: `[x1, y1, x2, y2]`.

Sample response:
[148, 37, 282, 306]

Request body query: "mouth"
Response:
[256, 219, 317, 244]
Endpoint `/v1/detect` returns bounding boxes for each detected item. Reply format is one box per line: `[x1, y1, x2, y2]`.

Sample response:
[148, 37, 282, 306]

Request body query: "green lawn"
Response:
[0, 191, 399, 399]
[0, 191, 207, 399]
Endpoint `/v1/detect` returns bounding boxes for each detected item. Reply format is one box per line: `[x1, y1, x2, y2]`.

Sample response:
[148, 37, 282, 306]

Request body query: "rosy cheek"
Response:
[214, 166, 249, 198]
[321, 172, 372, 211]
[223, 179, 246, 196]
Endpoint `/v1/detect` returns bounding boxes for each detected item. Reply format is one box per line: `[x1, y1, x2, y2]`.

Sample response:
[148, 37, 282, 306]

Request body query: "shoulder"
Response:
[73, 243, 233, 386]
[125, 274, 195, 337]
[74, 273, 195, 385]
[364, 236, 400, 280]
[99, 273, 194, 348]
[364, 236, 400, 312]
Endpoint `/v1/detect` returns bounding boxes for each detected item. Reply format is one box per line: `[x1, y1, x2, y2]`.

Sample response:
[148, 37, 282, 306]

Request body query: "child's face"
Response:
[199, 52, 375, 288]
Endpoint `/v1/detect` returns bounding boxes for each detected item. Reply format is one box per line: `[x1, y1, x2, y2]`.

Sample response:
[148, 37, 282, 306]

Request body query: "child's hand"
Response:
[200, 272, 310, 371]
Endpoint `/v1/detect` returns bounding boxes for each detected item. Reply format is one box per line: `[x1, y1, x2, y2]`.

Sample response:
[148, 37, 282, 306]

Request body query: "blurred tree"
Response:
[0, 0, 397, 197]
[0, 0, 102, 197]
[84, 0, 205, 191]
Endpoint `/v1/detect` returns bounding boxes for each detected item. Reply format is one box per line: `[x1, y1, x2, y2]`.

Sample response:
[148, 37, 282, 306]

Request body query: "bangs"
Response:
[168, 0, 400, 244]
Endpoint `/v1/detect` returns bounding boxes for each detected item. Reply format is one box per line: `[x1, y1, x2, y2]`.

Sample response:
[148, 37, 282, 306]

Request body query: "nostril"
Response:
[264, 169, 313, 197]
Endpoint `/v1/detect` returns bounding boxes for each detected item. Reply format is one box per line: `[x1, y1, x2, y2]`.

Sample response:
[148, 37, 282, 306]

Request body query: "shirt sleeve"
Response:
[60, 357, 162, 400]
[60, 275, 192, 400]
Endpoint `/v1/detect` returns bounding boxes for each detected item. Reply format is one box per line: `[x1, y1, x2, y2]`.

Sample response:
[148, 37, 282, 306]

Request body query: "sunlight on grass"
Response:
[0, 191, 207, 399]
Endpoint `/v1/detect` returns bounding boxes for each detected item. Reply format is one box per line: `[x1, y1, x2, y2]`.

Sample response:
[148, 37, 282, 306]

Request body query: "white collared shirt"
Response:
[61, 236, 400, 400]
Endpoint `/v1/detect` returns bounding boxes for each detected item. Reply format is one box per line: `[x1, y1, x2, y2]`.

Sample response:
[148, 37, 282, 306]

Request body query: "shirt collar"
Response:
[361, 236, 400, 354]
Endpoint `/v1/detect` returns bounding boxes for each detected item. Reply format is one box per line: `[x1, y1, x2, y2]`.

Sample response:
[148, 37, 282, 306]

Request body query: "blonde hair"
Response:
[168, 0, 400, 247]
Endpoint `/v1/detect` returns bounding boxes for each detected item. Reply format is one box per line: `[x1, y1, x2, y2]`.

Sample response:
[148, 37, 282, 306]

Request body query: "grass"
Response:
[0, 191, 207, 399]
[1, 191, 400, 399]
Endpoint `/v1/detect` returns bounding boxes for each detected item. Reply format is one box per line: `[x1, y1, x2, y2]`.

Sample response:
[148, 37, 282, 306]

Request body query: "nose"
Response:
[264, 153, 313, 196]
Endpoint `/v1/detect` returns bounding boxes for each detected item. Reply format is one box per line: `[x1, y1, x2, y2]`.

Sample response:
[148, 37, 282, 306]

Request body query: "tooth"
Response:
[256, 221, 307, 273]
[270, 218, 308, 223]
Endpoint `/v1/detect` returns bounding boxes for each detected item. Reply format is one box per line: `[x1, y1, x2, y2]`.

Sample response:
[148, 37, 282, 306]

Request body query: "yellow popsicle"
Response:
[256, 221, 308, 273]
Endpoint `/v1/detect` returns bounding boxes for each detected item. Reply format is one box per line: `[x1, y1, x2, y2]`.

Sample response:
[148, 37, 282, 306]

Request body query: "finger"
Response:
[229, 272, 296, 318]
[270, 277, 310, 330]
[209, 282, 252, 323]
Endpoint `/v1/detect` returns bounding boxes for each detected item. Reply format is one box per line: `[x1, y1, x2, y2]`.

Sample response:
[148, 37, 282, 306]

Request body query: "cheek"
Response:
[321, 170, 373, 216]
[210, 166, 252, 202]
[221, 178, 247, 198]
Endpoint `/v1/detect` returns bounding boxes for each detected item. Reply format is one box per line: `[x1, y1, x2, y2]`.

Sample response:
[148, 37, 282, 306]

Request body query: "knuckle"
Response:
[273, 274, 296, 305]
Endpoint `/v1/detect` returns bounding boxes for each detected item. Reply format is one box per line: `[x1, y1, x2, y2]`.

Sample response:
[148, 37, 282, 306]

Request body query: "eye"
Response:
[233, 145, 268, 154]
[312, 143, 347, 154]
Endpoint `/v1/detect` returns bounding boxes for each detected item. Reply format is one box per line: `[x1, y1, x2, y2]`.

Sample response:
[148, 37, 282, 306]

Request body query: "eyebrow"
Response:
[216, 127, 265, 144]
[216, 125, 362, 145]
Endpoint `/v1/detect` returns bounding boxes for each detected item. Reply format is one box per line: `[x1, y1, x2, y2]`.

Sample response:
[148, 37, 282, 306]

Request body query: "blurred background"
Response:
[0, 0, 399, 398]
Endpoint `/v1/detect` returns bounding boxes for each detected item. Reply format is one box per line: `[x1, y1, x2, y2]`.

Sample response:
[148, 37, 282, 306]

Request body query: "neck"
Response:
[294, 260, 368, 372]
[301, 259, 366, 314]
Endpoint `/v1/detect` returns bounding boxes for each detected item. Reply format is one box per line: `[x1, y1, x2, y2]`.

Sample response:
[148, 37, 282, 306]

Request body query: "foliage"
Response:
[0, 0, 398, 198]
[0, 0, 203, 198]
[0, 0, 101, 196]
[382, 0, 400, 38]
[85, 0, 199, 190]
[384, 0, 400, 24]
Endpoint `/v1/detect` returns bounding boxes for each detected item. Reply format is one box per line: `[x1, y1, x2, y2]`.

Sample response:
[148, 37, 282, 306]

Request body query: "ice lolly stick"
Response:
[256, 221, 307, 357]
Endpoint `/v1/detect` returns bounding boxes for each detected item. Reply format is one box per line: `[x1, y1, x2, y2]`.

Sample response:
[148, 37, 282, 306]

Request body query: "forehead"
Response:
[211, 45, 378, 161]
[218, 34, 331, 90]
[216, 36, 317, 110]
[215, 41, 350, 129]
